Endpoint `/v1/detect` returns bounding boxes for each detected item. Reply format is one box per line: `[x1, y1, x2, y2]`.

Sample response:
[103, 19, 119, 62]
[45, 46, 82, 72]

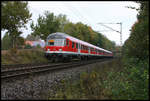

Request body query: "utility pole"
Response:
[98, 22, 122, 46]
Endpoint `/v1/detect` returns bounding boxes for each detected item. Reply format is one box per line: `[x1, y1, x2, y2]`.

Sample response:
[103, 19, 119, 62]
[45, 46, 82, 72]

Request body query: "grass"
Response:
[1, 49, 49, 65]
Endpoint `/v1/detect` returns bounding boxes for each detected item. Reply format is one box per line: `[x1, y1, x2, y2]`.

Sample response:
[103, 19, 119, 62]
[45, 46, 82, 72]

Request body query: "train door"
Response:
[88, 47, 90, 54]
[78, 43, 80, 53]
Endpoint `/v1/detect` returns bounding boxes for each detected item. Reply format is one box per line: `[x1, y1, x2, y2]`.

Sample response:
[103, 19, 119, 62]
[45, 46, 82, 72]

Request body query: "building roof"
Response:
[25, 40, 45, 48]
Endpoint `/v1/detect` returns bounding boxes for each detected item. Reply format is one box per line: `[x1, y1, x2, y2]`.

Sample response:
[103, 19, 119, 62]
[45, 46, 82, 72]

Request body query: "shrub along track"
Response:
[1, 58, 113, 80]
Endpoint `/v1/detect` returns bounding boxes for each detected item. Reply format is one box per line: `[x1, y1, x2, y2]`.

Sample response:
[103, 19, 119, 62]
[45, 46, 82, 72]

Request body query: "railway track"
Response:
[1, 58, 112, 79]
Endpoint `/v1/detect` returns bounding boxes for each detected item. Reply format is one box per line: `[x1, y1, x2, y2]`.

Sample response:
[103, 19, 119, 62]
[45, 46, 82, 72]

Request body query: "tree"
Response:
[123, 1, 149, 60]
[63, 22, 77, 37]
[56, 14, 70, 32]
[1, 32, 13, 50]
[26, 34, 40, 41]
[1, 1, 32, 48]
[64, 22, 91, 43]
[31, 11, 68, 41]
[16, 36, 25, 49]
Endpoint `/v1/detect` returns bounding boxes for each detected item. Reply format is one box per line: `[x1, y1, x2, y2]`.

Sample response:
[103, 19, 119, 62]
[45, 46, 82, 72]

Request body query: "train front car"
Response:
[44, 32, 113, 62]
[45, 32, 67, 62]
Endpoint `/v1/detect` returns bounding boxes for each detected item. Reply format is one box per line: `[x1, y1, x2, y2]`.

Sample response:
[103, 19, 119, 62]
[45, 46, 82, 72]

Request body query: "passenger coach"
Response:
[44, 32, 113, 62]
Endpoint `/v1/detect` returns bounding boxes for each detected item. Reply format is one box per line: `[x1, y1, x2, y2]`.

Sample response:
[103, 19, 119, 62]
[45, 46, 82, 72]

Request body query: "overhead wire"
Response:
[62, 2, 92, 26]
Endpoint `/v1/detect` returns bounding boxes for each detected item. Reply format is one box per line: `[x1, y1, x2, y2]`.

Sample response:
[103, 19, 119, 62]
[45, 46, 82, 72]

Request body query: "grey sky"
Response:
[1, 1, 139, 45]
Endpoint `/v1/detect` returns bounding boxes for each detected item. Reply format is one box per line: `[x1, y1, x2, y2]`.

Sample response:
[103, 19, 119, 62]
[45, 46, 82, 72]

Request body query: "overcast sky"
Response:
[1, 1, 140, 45]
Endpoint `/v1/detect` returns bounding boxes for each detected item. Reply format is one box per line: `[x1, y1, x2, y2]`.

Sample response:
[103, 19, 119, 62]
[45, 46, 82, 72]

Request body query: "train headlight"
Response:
[59, 49, 62, 51]
[48, 49, 50, 51]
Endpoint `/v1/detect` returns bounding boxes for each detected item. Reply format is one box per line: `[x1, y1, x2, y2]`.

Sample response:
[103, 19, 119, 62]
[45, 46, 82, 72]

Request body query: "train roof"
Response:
[47, 32, 112, 53]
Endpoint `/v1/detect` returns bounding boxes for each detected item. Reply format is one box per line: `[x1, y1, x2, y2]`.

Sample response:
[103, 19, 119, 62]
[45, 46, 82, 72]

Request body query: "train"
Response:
[44, 32, 113, 62]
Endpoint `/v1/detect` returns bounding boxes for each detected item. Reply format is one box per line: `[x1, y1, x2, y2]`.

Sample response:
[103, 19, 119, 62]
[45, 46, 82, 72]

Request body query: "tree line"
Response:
[120, 1, 149, 99]
[1, 1, 116, 51]
[122, 1, 149, 60]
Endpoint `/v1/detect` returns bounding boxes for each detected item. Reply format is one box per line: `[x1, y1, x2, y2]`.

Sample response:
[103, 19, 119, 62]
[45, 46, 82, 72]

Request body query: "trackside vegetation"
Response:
[1, 49, 49, 65]
[48, 58, 148, 100]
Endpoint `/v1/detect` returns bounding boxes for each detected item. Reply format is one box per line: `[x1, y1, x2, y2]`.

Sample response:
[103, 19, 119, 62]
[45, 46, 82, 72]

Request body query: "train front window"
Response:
[47, 38, 67, 46]
[49, 42, 54, 46]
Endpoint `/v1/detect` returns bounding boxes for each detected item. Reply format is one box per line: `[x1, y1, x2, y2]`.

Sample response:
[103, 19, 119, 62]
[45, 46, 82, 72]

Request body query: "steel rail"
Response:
[1, 58, 112, 79]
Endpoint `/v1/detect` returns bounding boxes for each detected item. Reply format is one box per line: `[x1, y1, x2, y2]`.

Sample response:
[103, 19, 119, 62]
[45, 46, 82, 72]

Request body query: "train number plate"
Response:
[49, 40, 54, 42]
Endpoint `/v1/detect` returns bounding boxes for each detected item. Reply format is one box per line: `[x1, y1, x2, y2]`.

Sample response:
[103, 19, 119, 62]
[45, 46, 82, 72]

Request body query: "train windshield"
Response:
[46, 39, 65, 46]
[49, 42, 54, 46]
[46, 33, 66, 46]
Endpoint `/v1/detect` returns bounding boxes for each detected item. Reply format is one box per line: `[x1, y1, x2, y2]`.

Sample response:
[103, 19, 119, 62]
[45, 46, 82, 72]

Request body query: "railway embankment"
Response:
[1, 49, 49, 65]
[1, 58, 117, 100]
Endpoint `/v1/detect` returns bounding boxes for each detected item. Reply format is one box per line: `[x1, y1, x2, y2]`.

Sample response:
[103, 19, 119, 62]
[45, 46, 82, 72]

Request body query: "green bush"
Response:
[104, 58, 149, 100]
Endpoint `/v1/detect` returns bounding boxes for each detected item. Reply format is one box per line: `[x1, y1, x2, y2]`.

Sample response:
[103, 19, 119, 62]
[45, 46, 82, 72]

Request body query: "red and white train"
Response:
[44, 32, 113, 62]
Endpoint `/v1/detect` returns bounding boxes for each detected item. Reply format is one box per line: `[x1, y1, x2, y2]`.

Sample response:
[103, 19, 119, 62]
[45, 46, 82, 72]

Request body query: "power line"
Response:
[98, 23, 120, 33]
[98, 22, 122, 46]
[71, 6, 92, 26]
[63, 3, 92, 26]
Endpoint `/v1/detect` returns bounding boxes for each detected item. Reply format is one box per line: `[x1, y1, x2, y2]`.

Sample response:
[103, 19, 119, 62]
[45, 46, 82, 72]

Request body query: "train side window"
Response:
[75, 42, 76, 48]
[78, 43, 80, 49]
[66, 39, 69, 46]
[76, 43, 78, 49]
[64, 39, 66, 46]
[72, 42, 74, 48]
